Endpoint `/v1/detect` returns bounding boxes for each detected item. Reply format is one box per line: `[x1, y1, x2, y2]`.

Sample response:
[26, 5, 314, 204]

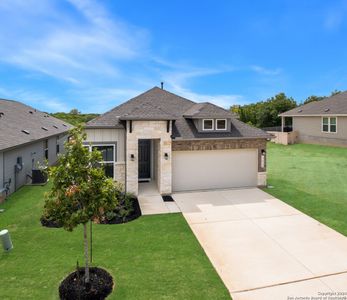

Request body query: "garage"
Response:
[172, 148, 258, 192]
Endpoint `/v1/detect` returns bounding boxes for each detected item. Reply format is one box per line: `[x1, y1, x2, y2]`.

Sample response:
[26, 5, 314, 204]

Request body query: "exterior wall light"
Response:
[130, 154, 135, 161]
[261, 149, 266, 169]
[164, 153, 169, 160]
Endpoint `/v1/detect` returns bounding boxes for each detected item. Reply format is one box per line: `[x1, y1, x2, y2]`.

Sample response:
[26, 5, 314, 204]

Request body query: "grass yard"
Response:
[0, 184, 230, 300]
[265, 142, 347, 236]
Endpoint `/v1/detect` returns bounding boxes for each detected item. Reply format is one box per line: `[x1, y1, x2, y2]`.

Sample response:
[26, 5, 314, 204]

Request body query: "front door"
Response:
[138, 139, 151, 179]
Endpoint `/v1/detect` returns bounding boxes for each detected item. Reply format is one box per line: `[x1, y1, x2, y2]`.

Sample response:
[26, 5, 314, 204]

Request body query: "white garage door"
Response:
[172, 149, 258, 192]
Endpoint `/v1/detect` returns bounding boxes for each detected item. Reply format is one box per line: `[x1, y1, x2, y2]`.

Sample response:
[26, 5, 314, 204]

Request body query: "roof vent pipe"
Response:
[161, 82, 164, 89]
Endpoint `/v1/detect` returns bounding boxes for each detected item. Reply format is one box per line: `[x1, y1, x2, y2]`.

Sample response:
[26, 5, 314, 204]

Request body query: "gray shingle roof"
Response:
[183, 102, 235, 118]
[119, 102, 176, 120]
[87, 87, 270, 140]
[0, 99, 73, 151]
[280, 91, 347, 116]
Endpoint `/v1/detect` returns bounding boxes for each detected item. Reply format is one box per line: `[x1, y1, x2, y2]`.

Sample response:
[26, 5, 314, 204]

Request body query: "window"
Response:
[203, 119, 214, 130]
[84, 144, 116, 178]
[216, 119, 227, 130]
[322, 117, 337, 133]
[44, 139, 48, 160]
[56, 137, 60, 154]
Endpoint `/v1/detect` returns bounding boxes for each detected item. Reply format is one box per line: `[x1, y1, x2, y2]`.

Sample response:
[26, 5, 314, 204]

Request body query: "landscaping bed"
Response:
[59, 267, 113, 300]
[41, 196, 141, 228]
[40, 216, 62, 228]
[98, 196, 141, 225]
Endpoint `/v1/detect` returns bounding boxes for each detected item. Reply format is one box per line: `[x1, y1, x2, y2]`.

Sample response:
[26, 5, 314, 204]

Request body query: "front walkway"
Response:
[138, 181, 180, 215]
[172, 188, 347, 300]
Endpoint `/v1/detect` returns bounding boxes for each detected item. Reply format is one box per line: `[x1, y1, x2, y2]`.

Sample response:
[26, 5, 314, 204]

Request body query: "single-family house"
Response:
[85, 87, 271, 196]
[279, 91, 347, 147]
[0, 99, 72, 196]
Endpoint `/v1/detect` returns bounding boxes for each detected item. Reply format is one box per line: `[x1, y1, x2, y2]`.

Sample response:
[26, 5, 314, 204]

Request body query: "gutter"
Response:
[0, 130, 70, 152]
[279, 114, 347, 117]
[172, 136, 271, 141]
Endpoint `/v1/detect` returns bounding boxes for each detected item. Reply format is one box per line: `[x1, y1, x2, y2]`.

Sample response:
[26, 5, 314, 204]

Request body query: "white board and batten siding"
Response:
[172, 148, 258, 192]
[84, 128, 126, 162]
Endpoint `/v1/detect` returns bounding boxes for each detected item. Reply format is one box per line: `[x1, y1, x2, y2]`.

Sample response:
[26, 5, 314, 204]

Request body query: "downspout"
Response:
[124, 121, 127, 193]
[2, 152, 4, 190]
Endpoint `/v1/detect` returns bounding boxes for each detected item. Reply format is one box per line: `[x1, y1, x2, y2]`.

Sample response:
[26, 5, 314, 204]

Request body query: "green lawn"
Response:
[265, 142, 347, 236]
[0, 185, 229, 300]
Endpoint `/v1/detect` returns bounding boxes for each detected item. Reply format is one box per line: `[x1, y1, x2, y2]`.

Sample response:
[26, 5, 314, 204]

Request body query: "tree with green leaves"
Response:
[331, 90, 342, 96]
[233, 93, 297, 128]
[43, 126, 119, 284]
[303, 95, 325, 105]
[69, 108, 80, 115]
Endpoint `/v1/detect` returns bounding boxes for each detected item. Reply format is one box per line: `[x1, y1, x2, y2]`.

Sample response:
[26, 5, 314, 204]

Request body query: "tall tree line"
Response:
[231, 90, 342, 128]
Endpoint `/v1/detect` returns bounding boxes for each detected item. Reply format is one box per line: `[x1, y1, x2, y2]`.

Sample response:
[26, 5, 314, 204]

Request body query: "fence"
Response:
[267, 131, 298, 145]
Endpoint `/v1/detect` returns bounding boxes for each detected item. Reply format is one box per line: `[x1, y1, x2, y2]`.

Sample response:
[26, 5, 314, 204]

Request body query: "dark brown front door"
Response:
[138, 140, 151, 179]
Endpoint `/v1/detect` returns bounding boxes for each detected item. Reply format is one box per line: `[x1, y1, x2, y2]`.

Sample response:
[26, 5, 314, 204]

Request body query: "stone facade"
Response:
[172, 138, 267, 172]
[114, 162, 126, 189]
[126, 120, 172, 195]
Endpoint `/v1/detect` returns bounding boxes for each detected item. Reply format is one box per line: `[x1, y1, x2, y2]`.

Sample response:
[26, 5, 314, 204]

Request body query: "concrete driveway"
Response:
[172, 188, 347, 300]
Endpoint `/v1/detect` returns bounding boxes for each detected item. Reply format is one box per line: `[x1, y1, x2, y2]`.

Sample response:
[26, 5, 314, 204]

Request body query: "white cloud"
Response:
[0, 0, 283, 112]
[250, 65, 281, 76]
[0, 0, 149, 83]
[0, 86, 69, 112]
[172, 86, 243, 108]
[156, 66, 243, 108]
[68, 87, 143, 113]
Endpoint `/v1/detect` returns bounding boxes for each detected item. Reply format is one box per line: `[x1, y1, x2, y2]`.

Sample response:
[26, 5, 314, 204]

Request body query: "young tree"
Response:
[43, 126, 119, 284]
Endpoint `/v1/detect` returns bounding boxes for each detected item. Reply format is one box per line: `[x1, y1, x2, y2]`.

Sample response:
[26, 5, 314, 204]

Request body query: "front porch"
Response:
[125, 120, 173, 196]
[138, 181, 180, 215]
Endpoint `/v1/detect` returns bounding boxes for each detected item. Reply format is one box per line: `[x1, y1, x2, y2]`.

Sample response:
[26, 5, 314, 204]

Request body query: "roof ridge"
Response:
[87, 86, 196, 125]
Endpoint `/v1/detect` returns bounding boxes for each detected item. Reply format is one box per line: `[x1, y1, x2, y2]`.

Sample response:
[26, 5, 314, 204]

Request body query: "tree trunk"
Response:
[83, 223, 90, 284]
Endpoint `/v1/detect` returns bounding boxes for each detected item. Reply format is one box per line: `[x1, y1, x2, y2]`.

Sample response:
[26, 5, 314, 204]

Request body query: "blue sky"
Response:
[1, 0, 347, 113]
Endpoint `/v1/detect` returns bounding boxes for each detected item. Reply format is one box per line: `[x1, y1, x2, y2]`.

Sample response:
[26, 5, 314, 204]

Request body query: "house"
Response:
[85, 87, 271, 196]
[279, 91, 347, 147]
[0, 99, 72, 196]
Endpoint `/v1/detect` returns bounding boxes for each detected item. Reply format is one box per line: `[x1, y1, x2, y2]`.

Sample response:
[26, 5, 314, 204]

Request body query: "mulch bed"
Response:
[40, 217, 62, 228]
[59, 267, 113, 300]
[41, 197, 141, 227]
[98, 196, 142, 225]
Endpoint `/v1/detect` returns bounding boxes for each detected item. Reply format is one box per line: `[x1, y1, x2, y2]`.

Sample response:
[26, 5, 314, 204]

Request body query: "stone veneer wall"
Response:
[114, 163, 126, 190]
[126, 120, 172, 195]
[172, 138, 267, 173]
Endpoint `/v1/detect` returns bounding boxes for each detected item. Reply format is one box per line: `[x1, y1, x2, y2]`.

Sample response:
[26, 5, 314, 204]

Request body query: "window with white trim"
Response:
[84, 144, 116, 178]
[322, 117, 337, 133]
[216, 119, 227, 130]
[202, 119, 214, 130]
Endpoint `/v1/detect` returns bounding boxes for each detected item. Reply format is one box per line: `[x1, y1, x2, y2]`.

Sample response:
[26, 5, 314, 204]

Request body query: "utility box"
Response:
[32, 169, 47, 184]
[0, 229, 13, 251]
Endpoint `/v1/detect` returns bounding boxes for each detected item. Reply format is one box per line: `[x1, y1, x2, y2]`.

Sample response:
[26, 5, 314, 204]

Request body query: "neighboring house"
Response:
[279, 91, 347, 147]
[85, 87, 271, 196]
[0, 99, 72, 195]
